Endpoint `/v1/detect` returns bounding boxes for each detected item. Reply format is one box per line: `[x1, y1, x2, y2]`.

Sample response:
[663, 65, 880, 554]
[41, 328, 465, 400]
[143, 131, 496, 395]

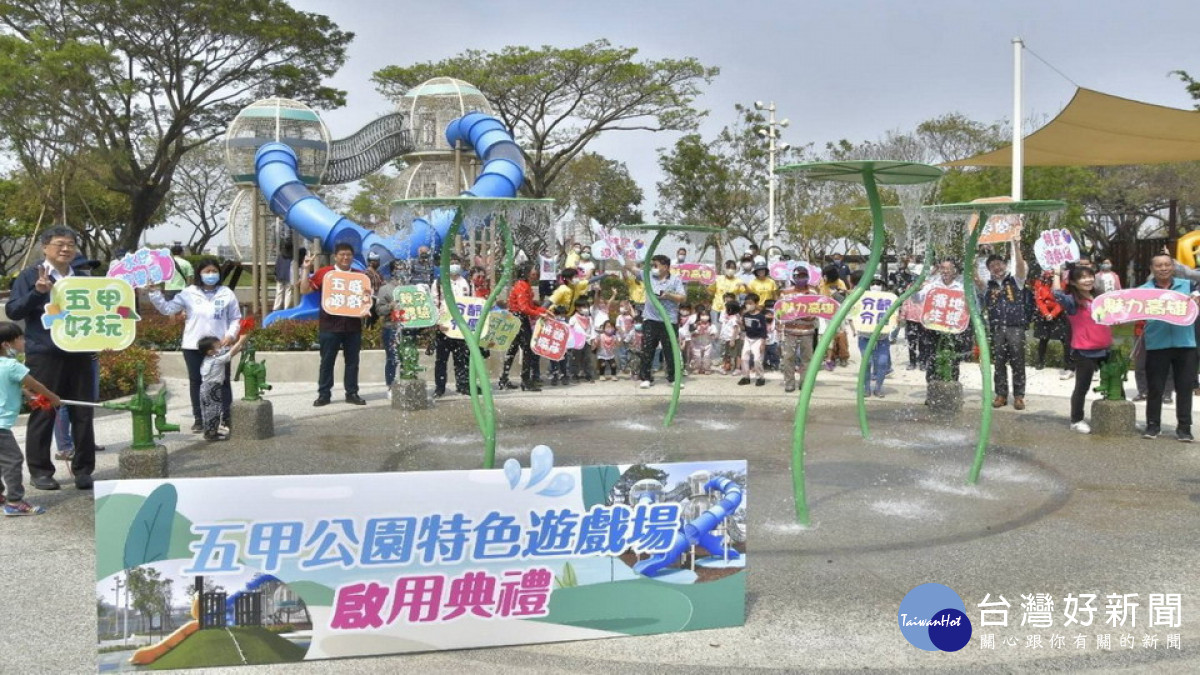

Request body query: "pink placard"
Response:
[675, 263, 715, 285]
[921, 288, 970, 334]
[775, 292, 839, 321]
[1033, 228, 1080, 269]
[1091, 288, 1199, 326]
[770, 261, 821, 283]
[106, 247, 175, 289]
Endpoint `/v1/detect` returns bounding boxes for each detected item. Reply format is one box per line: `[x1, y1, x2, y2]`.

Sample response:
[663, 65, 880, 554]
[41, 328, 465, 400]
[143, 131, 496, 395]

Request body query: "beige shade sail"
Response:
[944, 88, 1200, 167]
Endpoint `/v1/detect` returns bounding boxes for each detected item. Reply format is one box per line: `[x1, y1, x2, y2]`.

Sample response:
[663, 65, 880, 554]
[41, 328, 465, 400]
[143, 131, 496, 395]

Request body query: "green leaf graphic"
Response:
[123, 483, 178, 569]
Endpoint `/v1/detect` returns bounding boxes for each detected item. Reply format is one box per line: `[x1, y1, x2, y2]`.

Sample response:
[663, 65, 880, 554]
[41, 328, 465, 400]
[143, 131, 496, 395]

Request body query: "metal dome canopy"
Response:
[225, 98, 330, 186]
[398, 77, 494, 153]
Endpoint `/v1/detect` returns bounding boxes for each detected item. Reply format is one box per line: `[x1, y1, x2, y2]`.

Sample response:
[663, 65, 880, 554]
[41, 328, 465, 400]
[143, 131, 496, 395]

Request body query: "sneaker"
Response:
[874, 390, 885, 399]
[313, 398, 331, 407]
[1142, 425, 1161, 440]
[737, 377, 751, 386]
[824, 360, 835, 372]
[386, 389, 393, 401]
[1178, 430, 1194, 443]
[3, 501, 46, 516]
[669, 381, 685, 389]
[1070, 421, 1091, 434]
[784, 384, 796, 393]
[1013, 397, 1025, 411]
[1059, 369, 1072, 380]
[190, 422, 203, 433]
[218, 424, 231, 435]
[639, 380, 651, 389]
[755, 378, 766, 386]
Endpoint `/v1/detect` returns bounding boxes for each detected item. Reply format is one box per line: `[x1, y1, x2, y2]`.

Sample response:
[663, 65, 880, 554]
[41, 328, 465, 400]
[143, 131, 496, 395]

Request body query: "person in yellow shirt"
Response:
[818, 264, 851, 368]
[564, 242, 582, 270]
[746, 262, 779, 305]
[707, 260, 745, 321]
[620, 261, 647, 308]
[549, 268, 594, 317]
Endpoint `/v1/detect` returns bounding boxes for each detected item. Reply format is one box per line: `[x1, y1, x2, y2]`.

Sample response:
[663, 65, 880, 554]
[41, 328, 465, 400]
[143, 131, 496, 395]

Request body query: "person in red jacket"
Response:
[1032, 269, 1072, 376]
[499, 262, 549, 391]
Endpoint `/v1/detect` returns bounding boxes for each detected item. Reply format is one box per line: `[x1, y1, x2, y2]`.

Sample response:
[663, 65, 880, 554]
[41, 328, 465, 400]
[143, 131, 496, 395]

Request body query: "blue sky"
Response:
[194, 1, 1200, 247]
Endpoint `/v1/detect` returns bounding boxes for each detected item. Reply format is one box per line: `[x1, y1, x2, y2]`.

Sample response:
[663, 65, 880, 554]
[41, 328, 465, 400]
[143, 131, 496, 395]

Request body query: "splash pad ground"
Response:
[5, 362, 1199, 673]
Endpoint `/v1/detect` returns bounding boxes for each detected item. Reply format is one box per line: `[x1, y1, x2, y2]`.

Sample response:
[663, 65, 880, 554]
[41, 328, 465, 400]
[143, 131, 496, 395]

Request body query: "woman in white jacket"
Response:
[147, 258, 242, 433]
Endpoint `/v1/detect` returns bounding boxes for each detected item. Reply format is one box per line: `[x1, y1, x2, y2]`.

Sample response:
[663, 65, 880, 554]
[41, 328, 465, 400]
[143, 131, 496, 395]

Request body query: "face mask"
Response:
[1101, 263, 1112, 270]
[581, 254, 591, 261]
[620, 309, 630, 314]
[650, 268, 661, 279]
[741, 263, 752, 271]
[201, 272, 220, 286]
[870, 284, 883, 291]
[578, 308, 590, 315]
[725, 269, 735, 277]
[605, 328, 615, 335]
[634, 323, 643, 331]
[677, 256, 686, 263]
[745, 304, 757, 312]
[449, 264, 462, 276]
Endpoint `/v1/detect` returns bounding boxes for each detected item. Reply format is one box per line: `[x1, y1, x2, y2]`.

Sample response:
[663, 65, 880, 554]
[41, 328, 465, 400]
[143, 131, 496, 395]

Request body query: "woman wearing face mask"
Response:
[147, 259, 243, 433]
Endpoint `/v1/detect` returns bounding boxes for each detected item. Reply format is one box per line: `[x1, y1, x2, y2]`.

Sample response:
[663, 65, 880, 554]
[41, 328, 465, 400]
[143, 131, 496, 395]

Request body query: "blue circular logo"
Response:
[898, 583, 972, 652]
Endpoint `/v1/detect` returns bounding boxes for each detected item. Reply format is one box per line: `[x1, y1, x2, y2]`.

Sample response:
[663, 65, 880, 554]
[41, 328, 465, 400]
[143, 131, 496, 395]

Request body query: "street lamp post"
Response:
[754, 101, 790, 259]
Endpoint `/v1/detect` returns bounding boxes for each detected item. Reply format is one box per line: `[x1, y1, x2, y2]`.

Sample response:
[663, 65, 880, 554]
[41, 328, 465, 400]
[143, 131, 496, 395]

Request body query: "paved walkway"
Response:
[2, 347, 1198, 673]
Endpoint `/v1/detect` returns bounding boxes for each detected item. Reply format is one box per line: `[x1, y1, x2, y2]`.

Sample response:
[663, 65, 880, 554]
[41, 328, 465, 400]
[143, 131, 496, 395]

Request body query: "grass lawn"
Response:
[148, 626, 305, 670]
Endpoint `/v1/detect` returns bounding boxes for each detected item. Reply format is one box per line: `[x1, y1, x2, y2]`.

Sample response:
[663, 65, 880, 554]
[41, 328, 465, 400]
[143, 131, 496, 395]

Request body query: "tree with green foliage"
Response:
[373, 40, 718, 199]
[167, 139, 234, 253]
[0, 0, 352, 251]
[125, 566, 174, 632]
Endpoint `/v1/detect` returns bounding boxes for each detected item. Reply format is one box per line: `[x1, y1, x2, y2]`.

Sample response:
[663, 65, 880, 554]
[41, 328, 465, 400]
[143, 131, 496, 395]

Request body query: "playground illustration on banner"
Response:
[94, 453, 746, 668]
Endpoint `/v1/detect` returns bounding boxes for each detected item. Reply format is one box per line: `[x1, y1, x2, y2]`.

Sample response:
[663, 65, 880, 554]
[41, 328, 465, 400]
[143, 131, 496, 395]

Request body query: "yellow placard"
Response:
[44, 277, 140, 352]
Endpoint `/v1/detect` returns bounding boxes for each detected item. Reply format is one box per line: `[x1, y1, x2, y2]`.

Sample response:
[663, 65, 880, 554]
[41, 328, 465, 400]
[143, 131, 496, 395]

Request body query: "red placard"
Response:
[531, 318, 570, 361]
[775, 292, 839, 321]
[320, 270, 373, 317]
[1091, 288, 1200, 326]
[921, 287, 969, 333]
[675, 263, 715, 285]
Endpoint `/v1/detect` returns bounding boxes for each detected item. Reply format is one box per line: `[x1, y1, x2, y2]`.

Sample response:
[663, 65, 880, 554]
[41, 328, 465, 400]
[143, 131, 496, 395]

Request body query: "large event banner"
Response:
[95, 457, 747, 669]
[1091, 288, 1200, 326]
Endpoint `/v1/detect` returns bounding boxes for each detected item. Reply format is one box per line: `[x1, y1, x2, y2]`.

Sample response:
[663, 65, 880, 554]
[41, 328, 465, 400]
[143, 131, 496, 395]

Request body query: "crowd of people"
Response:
[3, 226, 1198, 517]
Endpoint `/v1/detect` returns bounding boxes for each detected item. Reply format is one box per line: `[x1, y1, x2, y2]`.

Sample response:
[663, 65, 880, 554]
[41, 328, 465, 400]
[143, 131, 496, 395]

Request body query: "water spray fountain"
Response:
[615, 223, 723, 428]
[776, 161, 943, 525]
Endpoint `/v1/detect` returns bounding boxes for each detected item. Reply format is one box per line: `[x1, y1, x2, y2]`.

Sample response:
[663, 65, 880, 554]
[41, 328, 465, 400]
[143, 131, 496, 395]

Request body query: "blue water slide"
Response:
[255, 112, 524, 326]
[634, 477, 743, 577]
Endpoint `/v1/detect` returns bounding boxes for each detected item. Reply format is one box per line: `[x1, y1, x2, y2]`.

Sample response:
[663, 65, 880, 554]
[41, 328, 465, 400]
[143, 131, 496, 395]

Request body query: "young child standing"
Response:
[739, 293, 768, 386]
[688, 313, 718, 374]
[719, 300, 742, 375]
[569, 298, 597, 383]
[596, 320, 620, 380]
[197, 333, 249, 441]
[0, 322, 61, 515]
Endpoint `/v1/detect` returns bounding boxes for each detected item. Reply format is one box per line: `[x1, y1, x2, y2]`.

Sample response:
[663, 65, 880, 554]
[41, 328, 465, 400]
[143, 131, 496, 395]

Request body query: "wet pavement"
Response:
[2, 372, 1199, 673]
